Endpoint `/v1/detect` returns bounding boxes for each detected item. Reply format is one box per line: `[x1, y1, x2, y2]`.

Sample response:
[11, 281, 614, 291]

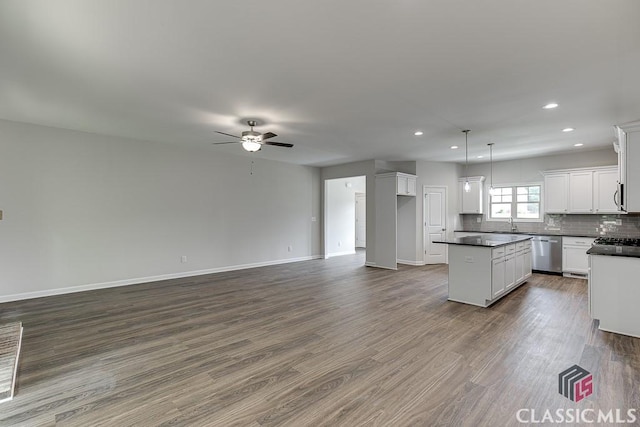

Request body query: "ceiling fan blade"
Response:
[212, 141, 240, 145]
[215, 131, 241, 139]
[264, 141, 294, 148]
[261, 132, 277, 140]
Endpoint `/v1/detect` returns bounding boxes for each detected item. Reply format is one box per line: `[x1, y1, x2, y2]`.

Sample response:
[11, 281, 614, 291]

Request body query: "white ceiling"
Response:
[1, 1, 639, 167]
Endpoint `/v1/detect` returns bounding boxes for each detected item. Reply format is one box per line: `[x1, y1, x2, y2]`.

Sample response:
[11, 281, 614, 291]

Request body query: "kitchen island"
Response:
[588, 244, 640, 338]
[435, 234, 532, 307]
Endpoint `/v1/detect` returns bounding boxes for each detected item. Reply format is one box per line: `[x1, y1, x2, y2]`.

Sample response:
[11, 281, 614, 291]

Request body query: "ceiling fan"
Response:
[213, 120, 294, 152]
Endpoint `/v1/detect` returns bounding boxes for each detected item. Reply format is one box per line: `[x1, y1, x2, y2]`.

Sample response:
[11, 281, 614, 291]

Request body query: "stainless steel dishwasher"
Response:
[530, 235, 563, 274]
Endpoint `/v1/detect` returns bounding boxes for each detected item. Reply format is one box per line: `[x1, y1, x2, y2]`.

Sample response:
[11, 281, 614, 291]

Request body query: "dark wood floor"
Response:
[1, 252, 639, 426]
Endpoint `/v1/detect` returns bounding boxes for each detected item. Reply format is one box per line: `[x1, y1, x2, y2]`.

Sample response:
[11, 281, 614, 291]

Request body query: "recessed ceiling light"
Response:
[450, 145, 459, 149]
[477, 155, 484, 159]
[414, 131, 424, 136]
[543, 103, 558, 109]
[574, 143, 584, 147]
[562, 128, 575, 132]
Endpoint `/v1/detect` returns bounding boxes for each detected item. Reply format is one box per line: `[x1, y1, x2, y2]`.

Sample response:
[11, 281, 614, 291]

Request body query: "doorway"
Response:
[324, 176, 366, 259]
[424, 186, 447, 264]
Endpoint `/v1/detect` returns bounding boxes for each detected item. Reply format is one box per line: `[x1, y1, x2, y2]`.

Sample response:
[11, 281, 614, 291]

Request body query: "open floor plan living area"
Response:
[2, 253, 640, 425]
[1, 1, 640, 426]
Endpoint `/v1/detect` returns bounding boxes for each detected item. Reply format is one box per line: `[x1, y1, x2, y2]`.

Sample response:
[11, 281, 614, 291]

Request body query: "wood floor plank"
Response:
[0, 251, 639, 426]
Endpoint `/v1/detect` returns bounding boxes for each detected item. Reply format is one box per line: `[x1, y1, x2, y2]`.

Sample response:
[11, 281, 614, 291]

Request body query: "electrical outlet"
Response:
[181, 256, 187, 263]
[311, 216, 317, 222]
[476, 217, 481, 223]
[338, 241, 342, 247]
[287, 245, 292, 252]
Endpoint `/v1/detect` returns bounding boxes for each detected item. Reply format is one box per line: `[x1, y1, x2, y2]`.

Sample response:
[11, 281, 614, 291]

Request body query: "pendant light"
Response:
[488, 142, 495, 196]
[463, 130, 471, 192]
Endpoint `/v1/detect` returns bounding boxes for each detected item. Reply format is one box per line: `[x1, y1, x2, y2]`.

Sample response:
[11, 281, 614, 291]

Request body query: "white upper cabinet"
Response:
[396, 173, 417, 196]
[568, 171, 594, 213]
[544, 166, 617, 214]
[617, 120, 640, 212]
[458, 176, 485, 214]
[593, 167, 619, 213]
[544, 173, 569, 213]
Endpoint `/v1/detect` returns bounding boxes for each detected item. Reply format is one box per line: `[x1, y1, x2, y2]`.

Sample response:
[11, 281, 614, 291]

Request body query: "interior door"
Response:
[424, 186, 447, 264]
[355, 193, 366, 248]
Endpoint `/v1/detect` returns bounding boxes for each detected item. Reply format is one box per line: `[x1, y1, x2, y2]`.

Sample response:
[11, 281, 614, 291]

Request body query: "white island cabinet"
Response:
[436, 235, 532, 307]
[589, 246, 640, 338]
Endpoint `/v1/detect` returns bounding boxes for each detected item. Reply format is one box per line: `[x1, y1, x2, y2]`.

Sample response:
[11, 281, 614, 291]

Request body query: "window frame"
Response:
[485, 181, 544, 223]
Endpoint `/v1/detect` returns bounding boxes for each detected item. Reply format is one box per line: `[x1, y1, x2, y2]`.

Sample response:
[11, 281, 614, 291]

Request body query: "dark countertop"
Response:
[435, 234, 532, 248]
[454, 230, 598, 238]
[587, 245, 640, 258]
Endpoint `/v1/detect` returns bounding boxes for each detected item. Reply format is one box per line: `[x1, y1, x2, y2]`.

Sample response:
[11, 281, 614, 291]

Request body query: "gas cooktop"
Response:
[593, 237, 640, 247]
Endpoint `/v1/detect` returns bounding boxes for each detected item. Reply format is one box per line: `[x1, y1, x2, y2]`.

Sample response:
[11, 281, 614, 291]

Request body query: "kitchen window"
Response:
[489, 184, 542, 221]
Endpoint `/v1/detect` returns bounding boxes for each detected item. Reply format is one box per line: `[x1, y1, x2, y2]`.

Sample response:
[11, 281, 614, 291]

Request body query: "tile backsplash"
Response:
[460, 213, 640, 237]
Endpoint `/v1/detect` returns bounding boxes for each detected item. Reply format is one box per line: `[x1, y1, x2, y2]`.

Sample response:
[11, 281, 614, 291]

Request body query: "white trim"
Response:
[326, 250, 356, 258]
[364, 261, 377, 267]
[397, 259, 425, 266]
[542, 165, 618, 175]
[0, 255, 322, 303]
[370, 264, 397, 270]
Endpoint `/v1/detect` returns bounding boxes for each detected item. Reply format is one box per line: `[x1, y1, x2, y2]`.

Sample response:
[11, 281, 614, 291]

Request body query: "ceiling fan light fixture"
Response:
[242, 140, 262, 152]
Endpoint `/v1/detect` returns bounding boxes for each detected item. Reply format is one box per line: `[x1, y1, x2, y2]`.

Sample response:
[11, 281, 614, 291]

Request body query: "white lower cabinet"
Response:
[590, 254, 640, 337]
[523, 249, 532, 279]
[562, 236, 595, 277]
[515, 250, 524, 284]
[490, 242, 530, 299]
[491, 258, 505, 298]
[447, 238, 533, 307]
[516, 241, 532, 283]
[504, 254, 516, 290]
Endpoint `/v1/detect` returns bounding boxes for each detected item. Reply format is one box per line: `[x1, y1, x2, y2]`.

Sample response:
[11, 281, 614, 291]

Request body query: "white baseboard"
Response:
[0, 255, 323, 303]
[397, 259, 425, 266]
[364, 261, 377, 267]
[563, 272, 587, 280]
[326, 250, 356, 258]
[369, 264, 398, 270]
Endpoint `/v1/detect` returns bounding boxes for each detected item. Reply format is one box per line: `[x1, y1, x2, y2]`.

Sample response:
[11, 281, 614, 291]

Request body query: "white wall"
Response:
[325, 176, 365, 257]
[464, 148, 617, 185]
[0, 120, 321, 302]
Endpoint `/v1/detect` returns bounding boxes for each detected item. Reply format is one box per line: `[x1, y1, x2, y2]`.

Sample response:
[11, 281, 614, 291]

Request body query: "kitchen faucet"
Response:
[509, 216, 518, 232]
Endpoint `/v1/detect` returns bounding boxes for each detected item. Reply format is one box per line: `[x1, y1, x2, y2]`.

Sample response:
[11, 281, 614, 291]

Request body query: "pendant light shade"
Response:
[488, 143, 495, 196]
[463, 130, 471, 192]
